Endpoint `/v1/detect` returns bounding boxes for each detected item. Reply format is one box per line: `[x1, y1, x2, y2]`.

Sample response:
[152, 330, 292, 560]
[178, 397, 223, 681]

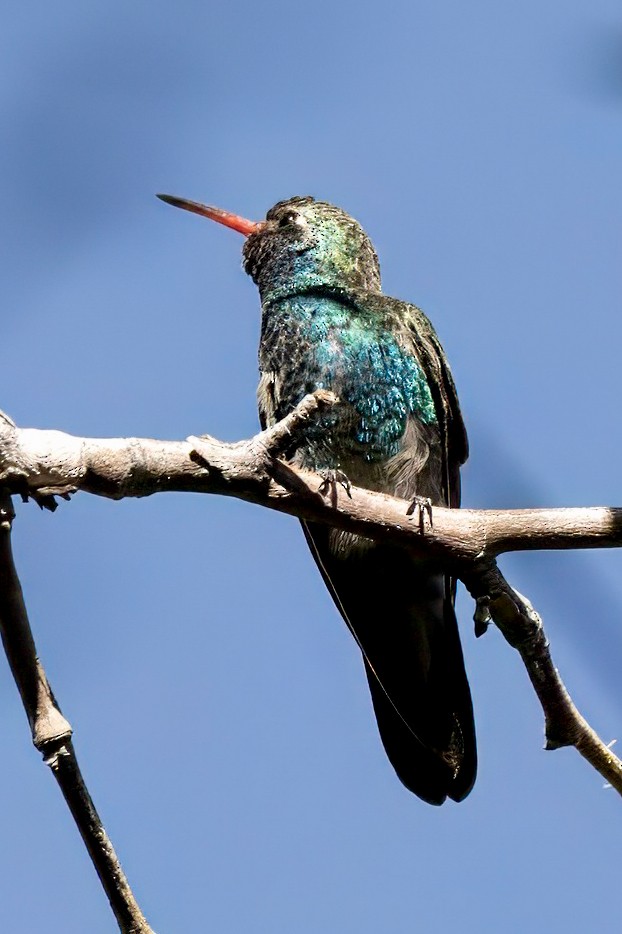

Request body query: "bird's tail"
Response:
[302, 521, 476, 805]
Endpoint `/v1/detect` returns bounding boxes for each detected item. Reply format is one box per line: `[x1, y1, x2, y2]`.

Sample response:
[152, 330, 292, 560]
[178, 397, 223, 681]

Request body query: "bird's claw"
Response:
[318, 468, 352, 499]
[406, 495, 433, 531]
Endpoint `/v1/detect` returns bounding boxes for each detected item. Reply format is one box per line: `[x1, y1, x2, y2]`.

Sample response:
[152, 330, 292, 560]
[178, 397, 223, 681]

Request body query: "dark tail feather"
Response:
[363, 598, 476, 804]
[302, 520, 477, 804]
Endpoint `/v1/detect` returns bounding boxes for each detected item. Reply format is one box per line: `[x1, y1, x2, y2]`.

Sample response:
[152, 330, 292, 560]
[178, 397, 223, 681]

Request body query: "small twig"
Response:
[462, 559, 622, 794]
[189, 391, 339, 484]
[0, 494, 71, 749]
[256, 389, 338, 457]
[0, 491, 155, 934]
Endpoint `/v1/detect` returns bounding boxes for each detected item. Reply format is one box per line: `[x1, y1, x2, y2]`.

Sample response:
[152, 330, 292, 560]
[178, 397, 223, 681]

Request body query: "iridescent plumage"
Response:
[245, 197, 476, 804]
[159, 190, 476, 803]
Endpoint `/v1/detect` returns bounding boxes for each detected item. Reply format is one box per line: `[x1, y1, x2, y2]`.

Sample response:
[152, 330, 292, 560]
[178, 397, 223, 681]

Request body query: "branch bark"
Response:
[461, 561, 622, 791]
[1, 393, 621, 927]
[0, 491, 155, 933]
[2, 405, 622, 559]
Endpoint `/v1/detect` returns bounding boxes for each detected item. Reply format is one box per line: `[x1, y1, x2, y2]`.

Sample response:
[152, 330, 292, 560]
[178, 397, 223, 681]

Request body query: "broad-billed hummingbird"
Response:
[158, 193, 476, 804]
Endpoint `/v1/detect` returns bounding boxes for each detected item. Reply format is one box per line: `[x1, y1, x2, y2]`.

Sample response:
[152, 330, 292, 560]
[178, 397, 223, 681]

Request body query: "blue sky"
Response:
[2, 2, 621, 931]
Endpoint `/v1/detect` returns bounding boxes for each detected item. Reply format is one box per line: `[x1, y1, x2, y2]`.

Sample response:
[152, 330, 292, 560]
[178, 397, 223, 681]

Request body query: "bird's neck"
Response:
[256, 246, 381, 305]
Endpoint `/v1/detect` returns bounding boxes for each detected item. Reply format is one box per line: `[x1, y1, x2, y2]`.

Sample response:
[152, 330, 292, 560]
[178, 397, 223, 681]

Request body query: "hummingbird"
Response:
[158, 192, 476, 804]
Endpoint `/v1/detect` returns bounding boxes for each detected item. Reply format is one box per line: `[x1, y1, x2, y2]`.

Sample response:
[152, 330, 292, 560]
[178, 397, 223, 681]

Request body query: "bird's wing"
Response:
[352, 289, 468, 508]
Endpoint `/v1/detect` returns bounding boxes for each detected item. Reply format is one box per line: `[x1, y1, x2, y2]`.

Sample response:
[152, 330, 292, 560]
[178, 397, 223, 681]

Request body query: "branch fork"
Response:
[1, 390, 622, 930]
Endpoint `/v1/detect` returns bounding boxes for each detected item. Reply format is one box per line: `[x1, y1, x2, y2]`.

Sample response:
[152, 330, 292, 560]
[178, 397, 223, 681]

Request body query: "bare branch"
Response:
[0, 492, 155, 934]
[1, 395, 621, 806]
[1, 403, 622, 561]
[461, 559, 622, 794]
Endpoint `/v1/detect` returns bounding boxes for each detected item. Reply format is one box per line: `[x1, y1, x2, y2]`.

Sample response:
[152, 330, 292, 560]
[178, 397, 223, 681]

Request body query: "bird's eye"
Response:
[279, 211, 305, 229]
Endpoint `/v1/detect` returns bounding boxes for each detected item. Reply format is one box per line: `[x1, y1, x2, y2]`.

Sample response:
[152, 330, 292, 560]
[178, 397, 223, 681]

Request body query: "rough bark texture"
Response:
[2, 405, 622, 561]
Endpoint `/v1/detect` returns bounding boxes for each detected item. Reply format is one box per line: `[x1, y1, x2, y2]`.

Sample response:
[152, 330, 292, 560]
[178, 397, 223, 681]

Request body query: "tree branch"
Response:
[1, 395, 621, 839]
[461, 560, 622, 793]
[0, 491, 155, 934]
[2, 405, 622, 559]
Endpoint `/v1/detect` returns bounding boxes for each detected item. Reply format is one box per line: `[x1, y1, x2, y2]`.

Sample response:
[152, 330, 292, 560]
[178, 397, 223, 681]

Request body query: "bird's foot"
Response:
[318, 468, 352, 499]
[406, 495, 433, 532]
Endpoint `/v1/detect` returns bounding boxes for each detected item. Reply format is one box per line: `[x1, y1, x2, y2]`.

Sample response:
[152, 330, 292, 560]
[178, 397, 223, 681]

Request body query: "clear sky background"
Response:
[2, 3, 621, 932]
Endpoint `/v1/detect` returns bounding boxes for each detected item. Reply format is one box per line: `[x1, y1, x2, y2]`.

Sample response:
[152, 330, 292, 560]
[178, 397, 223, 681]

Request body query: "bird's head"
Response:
[157, 193, 381, 302]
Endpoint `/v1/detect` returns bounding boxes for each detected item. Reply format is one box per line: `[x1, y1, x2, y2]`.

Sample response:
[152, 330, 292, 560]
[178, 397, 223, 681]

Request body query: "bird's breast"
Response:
[259, 294, 438, 479]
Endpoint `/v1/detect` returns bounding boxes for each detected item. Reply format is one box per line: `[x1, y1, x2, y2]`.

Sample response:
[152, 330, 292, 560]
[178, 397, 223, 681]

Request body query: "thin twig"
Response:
[0, 491, 155, 934]
[252, 388, 338, 457]
[462, 559, 622, 794]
